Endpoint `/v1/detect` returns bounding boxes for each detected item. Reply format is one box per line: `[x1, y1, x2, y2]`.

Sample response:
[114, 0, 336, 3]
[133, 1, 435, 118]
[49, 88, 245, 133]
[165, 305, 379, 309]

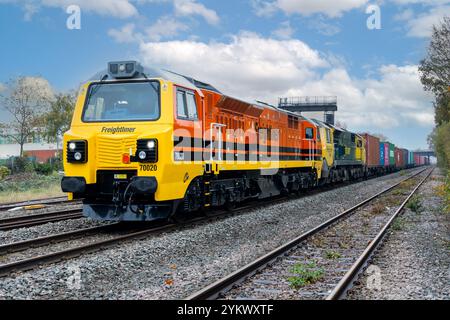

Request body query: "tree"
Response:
[39, 93, 75, 151]
[433, 93, 450, 126]
[0, 76, 54, 156]
[419, 16, 450, 170]
[419, 16, 450, 98]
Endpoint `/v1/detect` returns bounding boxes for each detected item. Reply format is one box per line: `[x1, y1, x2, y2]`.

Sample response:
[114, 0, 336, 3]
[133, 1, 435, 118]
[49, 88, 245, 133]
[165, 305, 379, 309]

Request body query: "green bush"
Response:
[431, 121, 450, 170]
[47, 157, 63, 172]
[0, 166, 11, 180]
[7, 156, 34, 174]
[34, 162, 53, 175]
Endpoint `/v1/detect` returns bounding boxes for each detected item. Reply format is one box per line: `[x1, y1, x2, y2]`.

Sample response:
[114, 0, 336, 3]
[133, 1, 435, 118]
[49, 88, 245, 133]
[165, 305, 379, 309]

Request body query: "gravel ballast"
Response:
[0, 168, 436, 300]
[347, 169, 449, 300]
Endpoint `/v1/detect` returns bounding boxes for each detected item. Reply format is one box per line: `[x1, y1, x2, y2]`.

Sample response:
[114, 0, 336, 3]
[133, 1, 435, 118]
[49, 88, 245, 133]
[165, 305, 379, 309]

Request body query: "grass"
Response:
[391, 217, 406, 231]
[324, 250, 341, 260]
[406, 195, 422, 213]
[370, 202, 386, 215]
[287, 262, 324, 289]
[0, 172, 64, 203]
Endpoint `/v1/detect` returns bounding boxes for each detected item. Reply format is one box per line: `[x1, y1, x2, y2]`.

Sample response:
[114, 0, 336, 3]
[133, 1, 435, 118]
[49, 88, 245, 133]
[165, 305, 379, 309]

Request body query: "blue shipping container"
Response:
[379, 142, 385, 166]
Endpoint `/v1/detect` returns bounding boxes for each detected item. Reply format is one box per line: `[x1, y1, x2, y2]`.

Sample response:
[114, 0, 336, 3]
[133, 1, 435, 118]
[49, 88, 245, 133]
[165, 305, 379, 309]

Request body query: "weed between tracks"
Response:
[287, 262, 324, 289]
[370, 203, 386, 215]
[391, 217, 407, 231]
[324, 250, 341, 260]
[406, 195, 423, 213]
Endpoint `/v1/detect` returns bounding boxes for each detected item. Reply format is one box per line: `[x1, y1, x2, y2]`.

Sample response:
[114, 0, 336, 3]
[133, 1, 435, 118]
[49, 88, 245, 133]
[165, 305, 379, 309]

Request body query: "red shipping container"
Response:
[414, 154, 420, 165]
[363, 133, 380, 167]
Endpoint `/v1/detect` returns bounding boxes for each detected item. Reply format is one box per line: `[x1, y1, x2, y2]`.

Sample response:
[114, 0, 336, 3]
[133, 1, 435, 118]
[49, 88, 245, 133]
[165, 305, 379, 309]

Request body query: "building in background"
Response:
[0, 132, 60, 162]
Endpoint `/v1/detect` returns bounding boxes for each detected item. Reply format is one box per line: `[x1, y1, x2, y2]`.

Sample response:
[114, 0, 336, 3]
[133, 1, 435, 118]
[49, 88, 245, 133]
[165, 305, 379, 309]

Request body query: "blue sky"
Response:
[0, 0, 448, 150]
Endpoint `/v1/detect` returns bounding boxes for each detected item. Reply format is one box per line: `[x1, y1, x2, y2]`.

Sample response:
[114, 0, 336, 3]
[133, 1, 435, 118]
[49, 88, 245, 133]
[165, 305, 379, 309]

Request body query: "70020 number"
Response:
[140, 164, 157, 172]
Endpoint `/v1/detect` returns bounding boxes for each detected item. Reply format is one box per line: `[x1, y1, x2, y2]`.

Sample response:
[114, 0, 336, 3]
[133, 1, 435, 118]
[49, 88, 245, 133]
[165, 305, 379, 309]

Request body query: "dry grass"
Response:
[0, 182, 64, 203]
[370, 202, 386, 215]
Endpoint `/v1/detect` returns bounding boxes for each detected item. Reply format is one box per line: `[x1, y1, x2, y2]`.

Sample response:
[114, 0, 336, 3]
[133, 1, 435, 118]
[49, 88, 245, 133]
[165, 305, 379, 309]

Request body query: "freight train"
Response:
[61, 61, 429, 221]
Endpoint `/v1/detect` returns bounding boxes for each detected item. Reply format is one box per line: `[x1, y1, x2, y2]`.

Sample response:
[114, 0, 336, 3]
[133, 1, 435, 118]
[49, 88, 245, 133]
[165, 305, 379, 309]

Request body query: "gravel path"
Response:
[347, 169, 449, 300]
[0, 168, 428, 299]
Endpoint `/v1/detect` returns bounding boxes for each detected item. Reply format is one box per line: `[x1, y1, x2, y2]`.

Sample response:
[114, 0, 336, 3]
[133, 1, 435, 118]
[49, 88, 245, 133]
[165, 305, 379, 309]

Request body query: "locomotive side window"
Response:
[326, 129, 331, 143]
[176, 91, 187, 118]
[305, 127, 314, 139]
[186, 92, 198, 119]
[176, 88, 198, 120]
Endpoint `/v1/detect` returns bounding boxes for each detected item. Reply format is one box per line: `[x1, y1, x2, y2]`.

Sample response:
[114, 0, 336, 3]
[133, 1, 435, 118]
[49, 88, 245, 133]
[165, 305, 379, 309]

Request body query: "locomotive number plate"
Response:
[114, 174, 128, 180]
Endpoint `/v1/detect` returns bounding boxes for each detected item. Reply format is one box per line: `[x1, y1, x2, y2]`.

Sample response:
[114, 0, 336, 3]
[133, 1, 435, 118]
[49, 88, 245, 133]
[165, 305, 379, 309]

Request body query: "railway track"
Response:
[0, 167, 428, 279]
[0, 196, 76, 212]
[0, 208, 83, 231]
[186, 167, 432, 300]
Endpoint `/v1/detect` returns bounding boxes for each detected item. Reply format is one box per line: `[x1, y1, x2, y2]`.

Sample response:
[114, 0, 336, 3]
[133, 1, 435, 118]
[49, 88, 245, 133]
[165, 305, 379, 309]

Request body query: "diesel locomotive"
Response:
[61, 61, 420, 221]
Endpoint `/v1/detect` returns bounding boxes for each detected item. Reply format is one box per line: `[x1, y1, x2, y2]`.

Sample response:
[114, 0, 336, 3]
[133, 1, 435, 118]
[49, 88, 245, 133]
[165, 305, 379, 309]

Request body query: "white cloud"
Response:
[139, 32, 328, 98]
[0, 0, 138, 19]
[173, 0, 219, 25]
[394, 8, 415, 21]
[146, 15, 189, 41]
[308, 16, 341, 36]
[392, 0, 450, 5]
[138, 33, 433, 129]
[108, 23, 140, 43]
[405, 5, 450, 37]
[253, 0, 368, 18]
[272, 21, 295, 39]
[108, 16, 189, 43]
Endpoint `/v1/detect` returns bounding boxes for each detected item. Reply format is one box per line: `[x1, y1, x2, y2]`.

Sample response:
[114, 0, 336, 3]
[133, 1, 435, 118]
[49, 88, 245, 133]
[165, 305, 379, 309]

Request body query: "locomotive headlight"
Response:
[138, 151, 147, 160]
[67, 140, 87, 163]
[135, 139, 158, 163]
[69, 142, 76, 151]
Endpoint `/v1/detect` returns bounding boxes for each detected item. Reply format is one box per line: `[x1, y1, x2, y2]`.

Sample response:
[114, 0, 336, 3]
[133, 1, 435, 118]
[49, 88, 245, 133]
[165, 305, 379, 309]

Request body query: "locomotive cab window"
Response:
[305, 127, 314, 140]
[326, 129, 331, 143]
[176, 89, 198, 120]
[82, 81, 160, 122]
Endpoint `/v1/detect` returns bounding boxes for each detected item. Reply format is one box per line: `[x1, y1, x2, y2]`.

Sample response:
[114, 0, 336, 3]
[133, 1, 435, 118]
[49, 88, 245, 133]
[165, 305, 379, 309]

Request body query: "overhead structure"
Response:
[278, 96, 338, 125]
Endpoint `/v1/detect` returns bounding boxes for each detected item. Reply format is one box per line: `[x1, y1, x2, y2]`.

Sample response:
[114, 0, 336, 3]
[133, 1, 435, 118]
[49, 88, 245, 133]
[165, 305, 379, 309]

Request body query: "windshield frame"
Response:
[81, 79, 161, 123]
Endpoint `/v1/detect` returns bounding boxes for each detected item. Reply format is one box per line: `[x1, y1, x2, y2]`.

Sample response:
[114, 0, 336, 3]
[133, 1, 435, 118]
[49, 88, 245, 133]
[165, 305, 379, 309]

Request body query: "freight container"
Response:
[401, 149, 408, 167]
[395, 147, 403, 168]
[409, 151, 414, 166]
[363, 133, 380, 167]
[388, 142, 395, 166]
[380, 142, 385, 166]
[384, 143, 389, 166]
[414, 153, 420, 166]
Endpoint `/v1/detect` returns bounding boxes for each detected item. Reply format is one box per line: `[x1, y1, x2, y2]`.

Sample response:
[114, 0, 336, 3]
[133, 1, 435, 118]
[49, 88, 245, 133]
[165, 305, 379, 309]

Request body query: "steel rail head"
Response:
[325, 167, 433, 300]
[185, 167, 429, 300]
[0, 196, 71, 211]
[0, 212, 83, 231]
[0, 223, 119, 255]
